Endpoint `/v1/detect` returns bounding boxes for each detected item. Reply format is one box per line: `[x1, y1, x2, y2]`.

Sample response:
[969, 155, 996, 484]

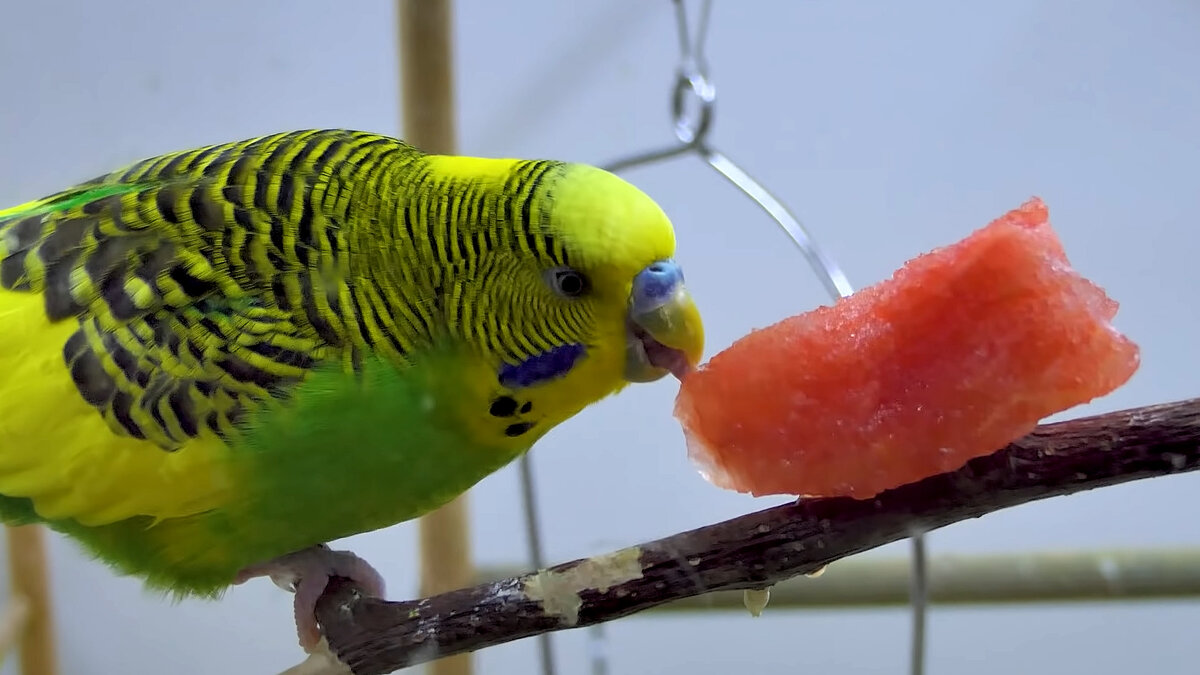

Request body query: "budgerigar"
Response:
[0, 129, 704, 649]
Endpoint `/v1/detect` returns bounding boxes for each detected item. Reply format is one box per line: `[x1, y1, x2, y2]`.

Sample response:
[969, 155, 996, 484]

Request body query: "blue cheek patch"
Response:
[499, 343, 587, 389]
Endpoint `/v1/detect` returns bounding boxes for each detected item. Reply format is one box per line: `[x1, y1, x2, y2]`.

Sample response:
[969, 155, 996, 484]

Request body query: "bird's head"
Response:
[419, 155, 704, 432]
[540, 164, 704, 388]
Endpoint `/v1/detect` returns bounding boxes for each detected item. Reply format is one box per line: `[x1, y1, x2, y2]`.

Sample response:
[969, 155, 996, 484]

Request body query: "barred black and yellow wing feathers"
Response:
[0, 129, 423, 526]
[3, 131, 348, 445]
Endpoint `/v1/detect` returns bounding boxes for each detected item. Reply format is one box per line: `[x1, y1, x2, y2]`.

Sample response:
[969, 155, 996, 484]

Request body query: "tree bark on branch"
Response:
[310, 397, 1200, 675]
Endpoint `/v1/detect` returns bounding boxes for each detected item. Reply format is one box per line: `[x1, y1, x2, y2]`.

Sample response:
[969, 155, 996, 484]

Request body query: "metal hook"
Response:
[603, 0, 717, 173]
[601, 0, 852, 301]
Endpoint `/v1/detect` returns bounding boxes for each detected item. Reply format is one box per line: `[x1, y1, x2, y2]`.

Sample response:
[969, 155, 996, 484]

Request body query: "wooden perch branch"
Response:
[314, 397, 1200, 675]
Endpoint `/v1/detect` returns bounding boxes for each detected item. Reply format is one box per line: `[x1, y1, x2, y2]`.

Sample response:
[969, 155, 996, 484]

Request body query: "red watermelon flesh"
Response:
[674, 198, 1140, 499]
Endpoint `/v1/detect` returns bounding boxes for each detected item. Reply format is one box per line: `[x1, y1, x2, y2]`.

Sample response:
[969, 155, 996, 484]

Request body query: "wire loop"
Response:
[672, 66, 716, 145]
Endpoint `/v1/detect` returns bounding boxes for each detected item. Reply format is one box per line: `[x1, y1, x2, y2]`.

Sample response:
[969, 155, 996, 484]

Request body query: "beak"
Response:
[624, 259, 705, 382]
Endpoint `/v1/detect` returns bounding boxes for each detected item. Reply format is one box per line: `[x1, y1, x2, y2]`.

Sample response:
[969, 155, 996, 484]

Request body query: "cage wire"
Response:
[514, 2, 930, 675]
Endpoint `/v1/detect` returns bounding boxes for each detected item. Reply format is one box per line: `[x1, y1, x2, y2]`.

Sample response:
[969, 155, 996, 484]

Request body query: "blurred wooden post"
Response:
[397, 2, 473, 675]
[6, 526, 55, 675]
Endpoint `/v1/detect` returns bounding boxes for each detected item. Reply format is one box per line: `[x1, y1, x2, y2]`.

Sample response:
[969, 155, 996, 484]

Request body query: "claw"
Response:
[234, 544, 386, 651]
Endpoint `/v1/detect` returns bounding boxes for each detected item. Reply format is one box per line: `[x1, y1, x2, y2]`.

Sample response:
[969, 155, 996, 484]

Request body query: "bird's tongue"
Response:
[642, 336, 693, 381]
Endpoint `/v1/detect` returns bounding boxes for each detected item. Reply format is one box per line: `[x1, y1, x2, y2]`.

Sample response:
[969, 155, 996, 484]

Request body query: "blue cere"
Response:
[630, 259, 684, 315]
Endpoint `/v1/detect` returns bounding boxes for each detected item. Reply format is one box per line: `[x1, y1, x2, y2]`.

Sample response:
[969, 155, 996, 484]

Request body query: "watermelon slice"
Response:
[674, 198, 1139, 499]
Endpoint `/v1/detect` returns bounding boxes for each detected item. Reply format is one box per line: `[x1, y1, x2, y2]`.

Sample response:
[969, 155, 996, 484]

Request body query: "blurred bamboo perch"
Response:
[4, 525, 55, 675]
[481, 547, 1200, 609]
[303, 396, 1200, 675]
[0, 594, 30, 668]
[397, 2, 473, 675]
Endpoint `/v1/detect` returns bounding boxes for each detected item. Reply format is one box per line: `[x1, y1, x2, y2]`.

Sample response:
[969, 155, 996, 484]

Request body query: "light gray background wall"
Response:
[1, 1, 1197, 673]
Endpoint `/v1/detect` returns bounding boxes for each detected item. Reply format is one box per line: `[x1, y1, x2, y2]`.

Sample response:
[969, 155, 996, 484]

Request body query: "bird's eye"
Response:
[547, 267, 589, 298]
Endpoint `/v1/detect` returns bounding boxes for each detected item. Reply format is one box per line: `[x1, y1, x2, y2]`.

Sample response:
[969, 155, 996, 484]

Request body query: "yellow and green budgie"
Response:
[0, 129, 704, 650]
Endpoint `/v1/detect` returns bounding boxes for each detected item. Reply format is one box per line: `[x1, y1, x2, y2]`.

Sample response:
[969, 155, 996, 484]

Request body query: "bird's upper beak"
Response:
[625, 259, 704, 382]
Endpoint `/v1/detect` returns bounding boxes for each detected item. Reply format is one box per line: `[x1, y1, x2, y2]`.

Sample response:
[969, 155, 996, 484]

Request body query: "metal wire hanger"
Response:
[515, 2, 928, 674]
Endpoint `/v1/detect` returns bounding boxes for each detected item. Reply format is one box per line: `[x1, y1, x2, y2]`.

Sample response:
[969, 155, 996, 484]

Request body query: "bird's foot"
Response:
[234, 544, 386, 651]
